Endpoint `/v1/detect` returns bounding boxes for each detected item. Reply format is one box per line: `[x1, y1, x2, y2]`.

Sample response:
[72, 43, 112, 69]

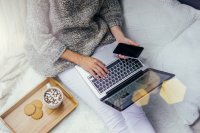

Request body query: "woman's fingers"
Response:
[128, 40, 139, 46]
[116, 54, 128, 59]
[89, 70, 99, 80]
[93, 67, 104, 79]
[95, 65, 107, 78]
[119, 54, 128, 59]
[90, 58, 109, 79]
[97, 62, 109, 74]
[126, 38, 139, 46]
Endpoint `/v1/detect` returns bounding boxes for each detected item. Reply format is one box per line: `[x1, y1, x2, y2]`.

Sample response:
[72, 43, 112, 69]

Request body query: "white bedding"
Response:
[1, 0, 200, 132]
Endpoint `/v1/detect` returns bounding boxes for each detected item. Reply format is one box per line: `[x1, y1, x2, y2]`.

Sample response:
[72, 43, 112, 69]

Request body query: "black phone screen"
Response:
[113, 43, 144, 58]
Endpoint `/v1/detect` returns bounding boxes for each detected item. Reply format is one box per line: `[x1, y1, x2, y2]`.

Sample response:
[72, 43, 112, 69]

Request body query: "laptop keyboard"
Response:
[88, 58, 143, 94]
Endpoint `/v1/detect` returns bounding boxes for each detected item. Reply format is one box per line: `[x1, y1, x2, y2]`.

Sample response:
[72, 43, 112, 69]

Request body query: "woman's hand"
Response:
[61, 50, 108, 79]
[116, 36, 139, 59]
[117, 36, 139, 46]
[78, 55, 109, 79]
[110, 26, 139, 59]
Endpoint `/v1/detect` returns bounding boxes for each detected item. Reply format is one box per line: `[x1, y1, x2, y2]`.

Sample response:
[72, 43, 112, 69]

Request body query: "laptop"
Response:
[75, 42, 174, 111]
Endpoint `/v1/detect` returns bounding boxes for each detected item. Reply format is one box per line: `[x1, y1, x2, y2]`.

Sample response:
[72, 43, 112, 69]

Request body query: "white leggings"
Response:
[58, 44, 155, 133]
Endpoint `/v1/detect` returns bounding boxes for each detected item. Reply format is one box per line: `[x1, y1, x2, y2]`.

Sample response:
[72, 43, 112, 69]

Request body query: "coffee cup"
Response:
[43, 87, 63, 109]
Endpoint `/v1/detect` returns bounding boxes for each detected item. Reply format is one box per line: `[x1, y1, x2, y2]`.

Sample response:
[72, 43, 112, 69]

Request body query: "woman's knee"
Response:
[94, 103, 130, 133]
[121, 104, 148, 125]
[121, 104, 155, 133]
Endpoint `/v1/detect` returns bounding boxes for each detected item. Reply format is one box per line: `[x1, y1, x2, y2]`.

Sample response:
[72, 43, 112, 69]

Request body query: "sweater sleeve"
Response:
[26, 0, 66, 64]
[99, 0, 123, 28]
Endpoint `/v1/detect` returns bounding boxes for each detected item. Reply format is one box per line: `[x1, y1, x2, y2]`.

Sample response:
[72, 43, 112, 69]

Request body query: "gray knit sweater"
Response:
[25, 0, 123, 77]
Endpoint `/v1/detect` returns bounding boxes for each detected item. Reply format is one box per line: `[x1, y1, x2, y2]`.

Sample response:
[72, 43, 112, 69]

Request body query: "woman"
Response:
[26, 0, 155, 132]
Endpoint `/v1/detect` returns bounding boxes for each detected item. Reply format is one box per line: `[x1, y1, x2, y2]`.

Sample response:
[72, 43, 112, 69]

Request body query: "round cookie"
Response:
[32, 100, 43, 109]
[24, 104, 36, 116]
[31, 108, 43, 120]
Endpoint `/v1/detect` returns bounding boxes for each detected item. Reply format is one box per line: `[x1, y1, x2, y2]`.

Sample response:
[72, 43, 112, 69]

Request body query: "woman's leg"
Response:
[58, 68, 130, 133]
[121, 104, 155, 133]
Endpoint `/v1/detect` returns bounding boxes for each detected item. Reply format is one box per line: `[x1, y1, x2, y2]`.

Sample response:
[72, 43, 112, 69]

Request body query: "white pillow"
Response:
[121, 0, 200, 125]
[122, 0, 200, 46]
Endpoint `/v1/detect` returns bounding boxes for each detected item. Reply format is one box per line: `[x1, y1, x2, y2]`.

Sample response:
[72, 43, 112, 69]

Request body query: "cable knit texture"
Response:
[25, 0, 122, 77]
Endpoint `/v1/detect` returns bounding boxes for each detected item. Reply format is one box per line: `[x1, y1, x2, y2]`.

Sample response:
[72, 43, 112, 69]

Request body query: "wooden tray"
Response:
[0, 78, 78, 133]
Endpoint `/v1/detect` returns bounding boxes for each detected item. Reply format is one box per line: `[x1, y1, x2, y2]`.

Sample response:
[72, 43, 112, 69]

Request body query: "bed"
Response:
[1, 0, 200, 132]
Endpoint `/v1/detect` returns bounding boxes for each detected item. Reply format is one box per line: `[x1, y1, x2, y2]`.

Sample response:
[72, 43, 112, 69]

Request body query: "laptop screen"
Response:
[103, 69, 174, 111]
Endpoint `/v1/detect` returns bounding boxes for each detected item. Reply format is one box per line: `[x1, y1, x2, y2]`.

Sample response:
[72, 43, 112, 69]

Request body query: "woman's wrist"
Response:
[61, 49, 83, 65]
[110, 26, 125, 42]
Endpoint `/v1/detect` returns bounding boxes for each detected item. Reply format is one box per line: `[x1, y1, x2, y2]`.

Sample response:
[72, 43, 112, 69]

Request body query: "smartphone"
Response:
[113, 43, 144, 58]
